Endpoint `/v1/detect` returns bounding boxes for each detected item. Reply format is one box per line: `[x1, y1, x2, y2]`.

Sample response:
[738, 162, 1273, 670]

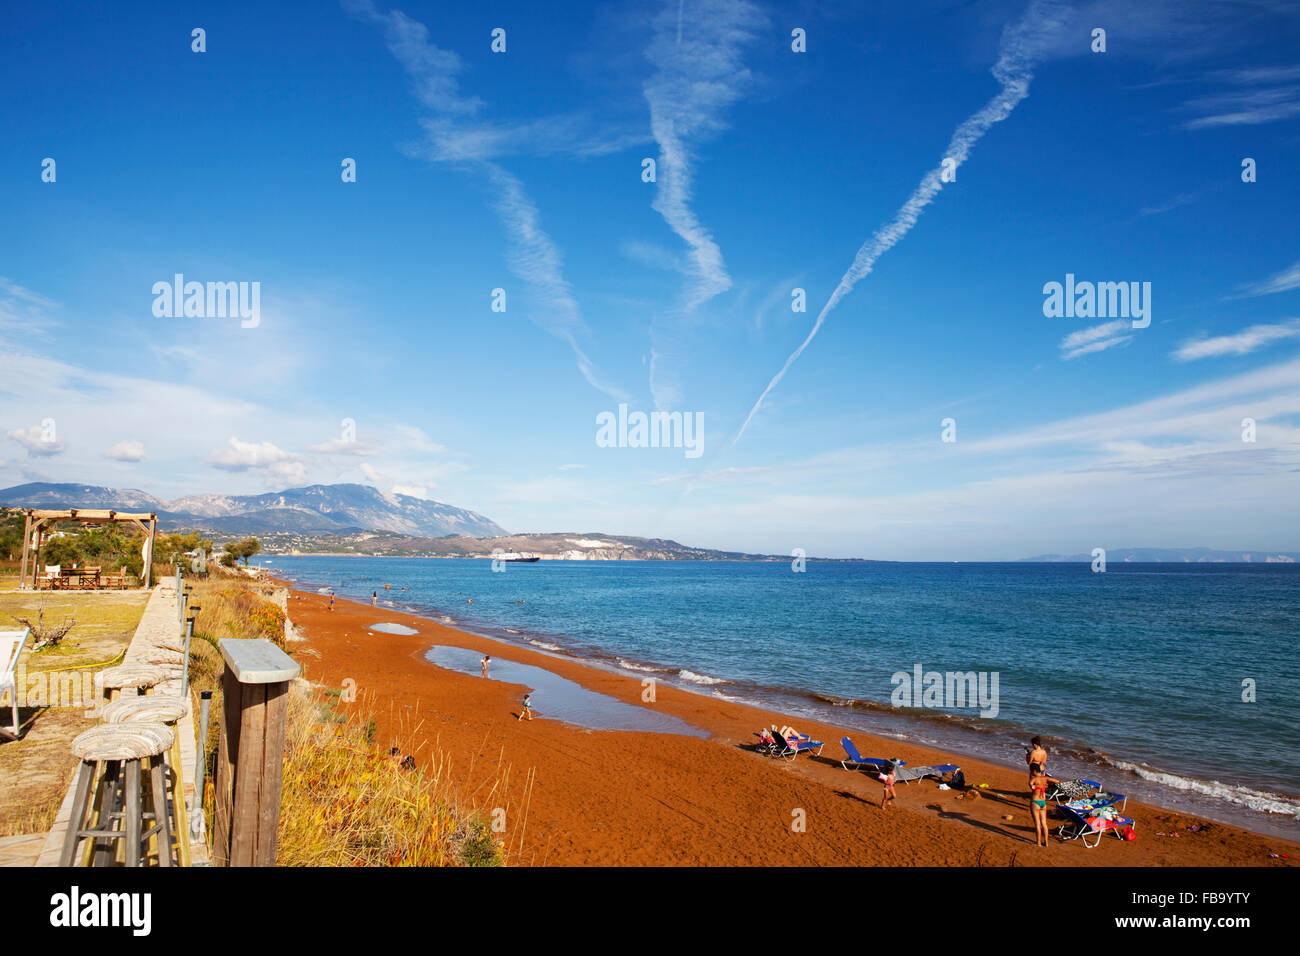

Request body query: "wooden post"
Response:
[18, 513, 32, 591]
[212, 639, 299, 866]
[145, 516, 157, 588]
[31, 523, 45, 590]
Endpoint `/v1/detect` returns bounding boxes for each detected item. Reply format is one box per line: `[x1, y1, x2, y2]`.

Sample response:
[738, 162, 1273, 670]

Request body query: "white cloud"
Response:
[104, 440, 147, 462]
[208, 437, 297, 471]
[1173, 319, 1300, 361]
[1060, 320, 1133, 360]
[731, 0, 1070, 446]
[1136, 192, 1196, 218]
[7, 424, 65, 457]
[310, 437, 378, 456]
[1182, 82, 1300, 129]
[392, 484, 430, 499]
[1235, 261, 1300, 299]
[643, 0, 765, 312]
[348, 0, 628, 402]
[0, 278, 57, 333]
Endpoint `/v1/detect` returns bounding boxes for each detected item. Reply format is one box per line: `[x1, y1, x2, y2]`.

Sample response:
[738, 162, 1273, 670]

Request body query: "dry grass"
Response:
[181, 575, 508, 866]
[275, 690, 507, 867]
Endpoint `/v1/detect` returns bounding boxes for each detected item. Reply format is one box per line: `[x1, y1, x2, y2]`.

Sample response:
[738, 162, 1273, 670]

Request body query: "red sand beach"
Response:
[284, 585, 1300, 867]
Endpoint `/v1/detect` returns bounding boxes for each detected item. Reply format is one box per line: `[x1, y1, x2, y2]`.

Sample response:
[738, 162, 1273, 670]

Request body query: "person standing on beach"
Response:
[518, 693, 532, 721]
[371, 591, 377, 607]
[879, 760, 898, 809]
[1028, 763, 1058, 847]
[1027, 736, 1047, 778]
[481, 655, 490, 677]
[328, 590, 335, 612]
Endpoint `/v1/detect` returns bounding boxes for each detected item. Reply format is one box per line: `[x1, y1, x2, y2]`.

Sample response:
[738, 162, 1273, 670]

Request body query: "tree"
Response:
[222, 537, 261, 566]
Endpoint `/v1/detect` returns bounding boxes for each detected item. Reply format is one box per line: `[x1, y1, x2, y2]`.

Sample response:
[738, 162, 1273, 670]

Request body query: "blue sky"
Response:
[1, 0, 1298, 559]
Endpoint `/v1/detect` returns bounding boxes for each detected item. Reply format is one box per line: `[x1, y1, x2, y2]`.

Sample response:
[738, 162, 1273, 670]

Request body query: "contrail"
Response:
[643, 0, 765, 408]
[345, 0, 627, 401]
[730, 0, 1067, 447]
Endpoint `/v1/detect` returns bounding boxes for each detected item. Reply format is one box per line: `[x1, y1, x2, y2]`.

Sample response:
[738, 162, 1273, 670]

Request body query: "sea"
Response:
[263, 556, 1300, 840]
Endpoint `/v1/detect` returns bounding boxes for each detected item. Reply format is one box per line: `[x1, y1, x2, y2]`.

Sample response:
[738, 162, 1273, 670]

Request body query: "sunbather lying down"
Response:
[779, 725, 806, 740]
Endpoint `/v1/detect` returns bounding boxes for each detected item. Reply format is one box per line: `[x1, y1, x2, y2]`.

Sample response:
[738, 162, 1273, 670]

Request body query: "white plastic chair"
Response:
[0, 628, 31, 736]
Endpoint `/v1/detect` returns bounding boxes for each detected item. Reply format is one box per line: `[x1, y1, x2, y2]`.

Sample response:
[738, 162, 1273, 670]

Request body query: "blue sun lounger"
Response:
[839, 737, 904, 773]
[772, 729, 824, 760]
[1056, 803, 1135, 847]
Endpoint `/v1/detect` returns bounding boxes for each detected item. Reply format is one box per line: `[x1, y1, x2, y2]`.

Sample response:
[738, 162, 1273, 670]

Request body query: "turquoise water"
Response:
[270, 556, 1300, 837]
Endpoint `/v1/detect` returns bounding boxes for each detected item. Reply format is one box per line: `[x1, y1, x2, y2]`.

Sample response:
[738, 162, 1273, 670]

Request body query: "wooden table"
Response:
[50, 569, 101, 590]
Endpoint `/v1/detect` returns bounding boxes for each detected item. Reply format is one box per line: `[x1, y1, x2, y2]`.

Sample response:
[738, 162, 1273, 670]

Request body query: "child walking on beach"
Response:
[879, 760, 898, 809]
[518, 693, 533, 721]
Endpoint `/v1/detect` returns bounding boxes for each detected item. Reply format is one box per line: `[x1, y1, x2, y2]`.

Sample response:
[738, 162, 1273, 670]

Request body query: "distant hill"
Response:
[0, 482, 508, 538]
[1018, 547, 1299, 563]
[248, 529, 806, 561]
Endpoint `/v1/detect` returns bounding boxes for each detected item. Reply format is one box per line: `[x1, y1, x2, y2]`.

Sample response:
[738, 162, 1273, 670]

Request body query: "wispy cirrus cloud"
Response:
[1180, 63, 1300, 129]
[639, 0, 766, 410]
[731, 0, 1070, 446]
[643, 0, 765, 313]
[1136, 192, 1196, 218]
[345, 0, 628, 402]
[1060, 320, 1133, 360]
[0, 277, 57, 333]
[1173, 319, 1300, 361]
[1234, 260, 1300, 299]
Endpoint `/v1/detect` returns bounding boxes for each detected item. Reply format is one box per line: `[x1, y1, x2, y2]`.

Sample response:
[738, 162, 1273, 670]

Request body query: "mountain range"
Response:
[0, 482, 508, 538]
[1017, 547, 1298, 563]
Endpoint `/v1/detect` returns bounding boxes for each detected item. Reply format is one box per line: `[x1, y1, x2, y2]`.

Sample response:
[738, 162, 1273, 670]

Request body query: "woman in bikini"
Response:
[1028, 762, 1058, 847]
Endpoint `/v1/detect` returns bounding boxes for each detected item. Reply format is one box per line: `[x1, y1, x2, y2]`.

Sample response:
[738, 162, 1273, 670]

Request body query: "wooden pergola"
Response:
[18, 508, 157, 590]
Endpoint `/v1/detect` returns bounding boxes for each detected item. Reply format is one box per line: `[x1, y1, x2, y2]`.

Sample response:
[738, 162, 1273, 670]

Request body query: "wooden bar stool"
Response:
[101, 696, 190, 867]
[61, 723, 175, 867]
[99, 664, 164, 705]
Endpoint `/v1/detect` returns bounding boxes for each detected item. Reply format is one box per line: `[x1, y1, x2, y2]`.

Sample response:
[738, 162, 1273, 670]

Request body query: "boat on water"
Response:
[499, 552, 541, 562]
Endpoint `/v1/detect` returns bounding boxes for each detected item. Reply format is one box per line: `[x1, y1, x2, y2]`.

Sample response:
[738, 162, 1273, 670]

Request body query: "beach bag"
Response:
[949, 769, 966, 790]
[1122, 827, 1136, 841]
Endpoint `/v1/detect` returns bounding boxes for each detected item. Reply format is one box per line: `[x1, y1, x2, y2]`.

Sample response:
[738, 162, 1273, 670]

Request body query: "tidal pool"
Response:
[425, 645, 706, 737]
[368, 622, 419, 635]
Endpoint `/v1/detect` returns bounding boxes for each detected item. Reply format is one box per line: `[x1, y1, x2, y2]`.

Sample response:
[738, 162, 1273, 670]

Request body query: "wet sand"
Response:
[284, 585, 1300, 867]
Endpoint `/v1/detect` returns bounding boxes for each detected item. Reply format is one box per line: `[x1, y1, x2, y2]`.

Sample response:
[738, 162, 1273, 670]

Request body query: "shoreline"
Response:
[274, 562, 1300, 839]
[279, 579, 1300, 866]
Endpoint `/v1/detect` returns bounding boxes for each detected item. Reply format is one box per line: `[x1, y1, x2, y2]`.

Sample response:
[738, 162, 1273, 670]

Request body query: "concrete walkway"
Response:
[33, 579, 209, 866]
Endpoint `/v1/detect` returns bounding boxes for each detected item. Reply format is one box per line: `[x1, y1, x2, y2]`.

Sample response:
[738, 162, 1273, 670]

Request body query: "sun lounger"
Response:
[839, 737, 904, 773]
[752, 731, 780, 756]
[894, 763, 961, 784]
[1056, 803, 1135, 847]
[771, 729, 824, 760]
[1049, 778, 1126, 812]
